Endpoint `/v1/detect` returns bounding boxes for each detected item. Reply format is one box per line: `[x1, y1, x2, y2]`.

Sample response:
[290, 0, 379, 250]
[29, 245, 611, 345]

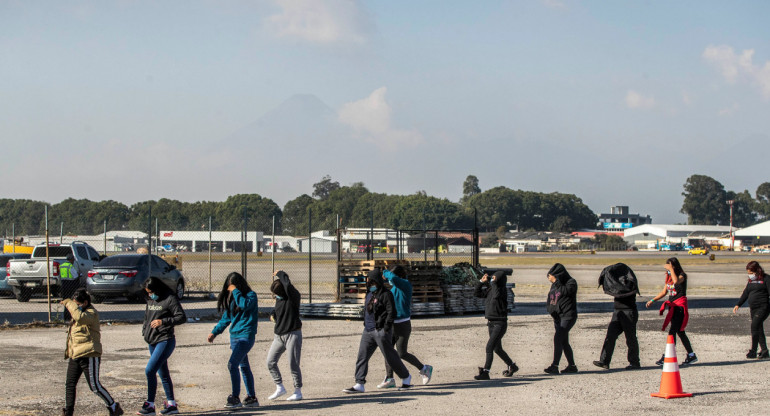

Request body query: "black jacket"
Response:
[475, 271, 508, 321]
[142, 293, 186, 345]
[365, 270, 397, 332]
[736, 277, 770, 309]
[271, 271, 303, 335]
[547, 263, 578, 320]
[598, 263, 639, 311]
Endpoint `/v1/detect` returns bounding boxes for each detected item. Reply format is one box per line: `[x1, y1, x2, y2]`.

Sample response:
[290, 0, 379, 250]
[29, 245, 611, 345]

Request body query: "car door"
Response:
[75, 246, 92, 283]
[151, 255, 174, 290]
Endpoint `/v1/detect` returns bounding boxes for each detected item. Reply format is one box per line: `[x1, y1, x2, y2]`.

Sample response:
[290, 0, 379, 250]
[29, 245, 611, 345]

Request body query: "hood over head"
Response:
[548, 263, 572, 284]
[492, 270, 507, 287]
[367, 269, 384, 291]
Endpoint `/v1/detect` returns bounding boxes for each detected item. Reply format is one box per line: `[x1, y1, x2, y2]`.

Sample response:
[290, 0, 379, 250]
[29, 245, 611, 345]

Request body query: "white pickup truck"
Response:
[6, 242, 102, 302]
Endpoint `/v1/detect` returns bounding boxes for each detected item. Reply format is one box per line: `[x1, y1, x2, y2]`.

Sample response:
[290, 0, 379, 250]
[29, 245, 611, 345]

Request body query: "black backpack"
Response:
[598, 263, 640, 298]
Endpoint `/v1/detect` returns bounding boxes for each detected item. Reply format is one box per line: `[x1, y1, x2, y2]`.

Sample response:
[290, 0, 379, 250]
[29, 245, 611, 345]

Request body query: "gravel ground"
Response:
[2, 294, 769, 416]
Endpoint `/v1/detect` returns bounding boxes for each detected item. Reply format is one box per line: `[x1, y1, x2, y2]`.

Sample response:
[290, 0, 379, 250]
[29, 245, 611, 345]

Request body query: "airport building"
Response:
[734, 220, 770, 247]
[158, 230, 264, 252]
[623, 224, 732, 249]
[598, 206, 652, 231]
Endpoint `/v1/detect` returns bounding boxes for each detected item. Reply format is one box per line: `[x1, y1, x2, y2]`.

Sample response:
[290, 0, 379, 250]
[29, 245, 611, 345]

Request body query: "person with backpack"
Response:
[593, 263, 641, 370]
[343, 270, 413, 394]
[208, 272, 260, 409]
[646, 257, 698, 366]
[137, 277, 186, 415]
[544, 263, 578, 375]
[732, 261, 770, 359]
[377, 265, 433, 388]
[473, 270, 518, 380]
[62, 289, 123, 416]
[266, 271, 303, 401]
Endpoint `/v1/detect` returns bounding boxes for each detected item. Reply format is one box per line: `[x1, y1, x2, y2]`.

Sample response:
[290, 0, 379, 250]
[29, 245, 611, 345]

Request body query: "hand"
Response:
[60, 299, 67, 305]
[547, 274, 556, 283]
[733, 305, 739, 314]
[664, 264, 674, 273]
[227, 285, 236, 292]
[207, 333, 216, 343]
[150, 319, 163, 329]
[480, 274, 488, 283]
[646, 300, 653, 308]
[270, 315, 275, 323]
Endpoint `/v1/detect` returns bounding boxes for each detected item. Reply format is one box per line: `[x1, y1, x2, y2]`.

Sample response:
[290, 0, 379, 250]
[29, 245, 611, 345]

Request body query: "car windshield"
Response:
[96, 256, 145, 268]
[32, 246, 72, 258]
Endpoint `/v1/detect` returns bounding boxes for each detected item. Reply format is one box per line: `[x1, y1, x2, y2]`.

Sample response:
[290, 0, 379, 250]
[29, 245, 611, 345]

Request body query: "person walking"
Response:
[62, 289, 123, 416]
[473, 270, 518, 380]
[377, 265, 434, 388]
[646, 257, 698, 366]
[544, 263, 578, 375]
[593, 263, 641, 370]
[60, 254, 80, 321]
[343, 270, 413, 394]
[137, 277, 186, 415]
[207, 272, 260, 409]
[266, 271, 303, 401]
[732, 261, 770, 359]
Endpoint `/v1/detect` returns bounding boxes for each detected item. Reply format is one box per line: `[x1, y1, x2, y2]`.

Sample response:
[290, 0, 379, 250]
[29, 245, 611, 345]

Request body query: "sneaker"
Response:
[286, 390, 303, 401]
[502, 363, 519, 377]
[655, 355, 665, 366]
[758, 350, 770, 359]
[224, 395, 242, 409]
[681, 353, 698, 366]
[242, 396, 259, 407]
[109, 403, 124, 416]
[625, 364, 641, 370]
[543, 365, 559, 375]
[159, 402, 178, 415]
[746, 350, 757, 359]
[399, 375, 412, 390]
[342, 384, 365, 394]
[376, 378, 396, 389]
[268, 384, 287, 400]
[473, 367, 490, 380]
[136, 402, 155, 415]
[592, 361, 609, 370]
[420, 365, 434, 385]
[561, 365, 578, 374]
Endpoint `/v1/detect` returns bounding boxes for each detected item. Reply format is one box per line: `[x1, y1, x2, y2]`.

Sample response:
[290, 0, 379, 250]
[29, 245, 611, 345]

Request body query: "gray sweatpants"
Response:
[355, 328, 409, 385]
[266, 330, 303, 388]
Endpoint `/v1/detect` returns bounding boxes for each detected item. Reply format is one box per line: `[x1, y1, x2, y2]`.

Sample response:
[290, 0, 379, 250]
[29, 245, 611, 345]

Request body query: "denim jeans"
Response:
[229, 337, 256, 398]
[146, 338, 176, 402]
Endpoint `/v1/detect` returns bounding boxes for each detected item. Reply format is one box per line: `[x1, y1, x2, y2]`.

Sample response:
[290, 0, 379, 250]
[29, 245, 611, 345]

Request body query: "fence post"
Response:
[422, 207, 427, 261]
[241, 208, 247, 280]
[369, 209, 374, 261]
[60, 222, 63, 244]
[208, 216, 212, 295]
[308, 208, 312, 304]
[103, 220, 107, 254]
[434, 231, 439, 262]
[271, 215, 275, 274]
[12, 223, 15, 253]
[45, 206, 51, 323]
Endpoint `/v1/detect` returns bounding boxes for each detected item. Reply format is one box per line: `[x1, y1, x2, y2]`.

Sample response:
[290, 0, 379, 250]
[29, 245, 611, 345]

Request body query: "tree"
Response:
[594, 234, 627, 251]
[495, 225, 507, 239]
[461, 175, 481, 204]
[681, 175, 729, 225]
[727, 190, 757, 228]
[550, 216, 573, 232]
[282, 195, 314, 236]
[756, 182, 770, 218]
[312, 175, 340, 200]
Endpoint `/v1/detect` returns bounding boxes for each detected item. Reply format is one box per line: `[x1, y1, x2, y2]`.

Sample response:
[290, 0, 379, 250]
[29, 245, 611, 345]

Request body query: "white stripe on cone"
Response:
[662, 362, 679, 372]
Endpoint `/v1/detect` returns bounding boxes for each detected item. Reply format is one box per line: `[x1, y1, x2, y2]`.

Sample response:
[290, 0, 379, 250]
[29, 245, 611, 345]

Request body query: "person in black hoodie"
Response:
[544, 263, 578, 375]
[343, 270, 412, 393]
[732, 261, 770, 359]
[266, 271, 304, 401]
[593, 263, 641, 370]
[473, 271, 517, 380]
[137, 277, 186, 415]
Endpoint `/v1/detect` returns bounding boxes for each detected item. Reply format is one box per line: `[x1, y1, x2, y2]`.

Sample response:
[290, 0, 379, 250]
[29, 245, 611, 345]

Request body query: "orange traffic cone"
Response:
[651, 335, 693, 399]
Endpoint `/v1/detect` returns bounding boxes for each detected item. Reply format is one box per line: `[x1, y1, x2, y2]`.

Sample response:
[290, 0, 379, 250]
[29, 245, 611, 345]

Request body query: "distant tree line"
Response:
[680, 174, 770, 227]
[0, 175, 599, 236]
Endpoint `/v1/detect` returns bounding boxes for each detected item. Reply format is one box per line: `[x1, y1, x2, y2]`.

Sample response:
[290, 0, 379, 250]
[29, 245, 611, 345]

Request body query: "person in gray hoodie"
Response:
[544, 263, 578, 375]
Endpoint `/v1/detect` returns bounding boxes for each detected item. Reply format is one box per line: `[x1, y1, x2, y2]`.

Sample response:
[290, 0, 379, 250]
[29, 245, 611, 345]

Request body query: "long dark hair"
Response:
[145, 277, 172, 298]
[747, 261, 765, 280]
[270, 279, 287, 298]
[217, 272, 253, 313]
[366, 274, 383, 312]
[73, 288, 92, 309]
[666, 257, 686, 281]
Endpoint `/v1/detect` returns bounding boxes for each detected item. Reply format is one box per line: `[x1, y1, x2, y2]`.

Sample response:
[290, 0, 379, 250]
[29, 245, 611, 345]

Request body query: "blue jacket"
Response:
[212, 289, 259, 340]
[384, 270, 412, 321]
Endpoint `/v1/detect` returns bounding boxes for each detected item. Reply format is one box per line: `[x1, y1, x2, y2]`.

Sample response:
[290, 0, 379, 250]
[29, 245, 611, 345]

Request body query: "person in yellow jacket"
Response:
[62, 288, 123, 416]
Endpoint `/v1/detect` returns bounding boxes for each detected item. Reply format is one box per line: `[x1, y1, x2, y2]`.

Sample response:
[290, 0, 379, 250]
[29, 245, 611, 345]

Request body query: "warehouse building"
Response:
[158, 230, 264, 252]
[734, 220, 770, 247]
[623, 224, 732, 249]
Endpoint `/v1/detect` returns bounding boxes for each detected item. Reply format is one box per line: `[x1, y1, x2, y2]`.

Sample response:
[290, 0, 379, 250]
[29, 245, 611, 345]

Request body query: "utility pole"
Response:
[727, 200, 735, 251]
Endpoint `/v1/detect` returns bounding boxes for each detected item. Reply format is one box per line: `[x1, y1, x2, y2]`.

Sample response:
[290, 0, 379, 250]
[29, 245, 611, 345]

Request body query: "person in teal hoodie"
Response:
[207, 272, 259, 409]
[377, 265, 434, 389]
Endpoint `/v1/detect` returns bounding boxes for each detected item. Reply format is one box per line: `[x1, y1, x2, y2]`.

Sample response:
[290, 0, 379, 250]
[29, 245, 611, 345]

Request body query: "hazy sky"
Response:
[2, 0, 769, 224]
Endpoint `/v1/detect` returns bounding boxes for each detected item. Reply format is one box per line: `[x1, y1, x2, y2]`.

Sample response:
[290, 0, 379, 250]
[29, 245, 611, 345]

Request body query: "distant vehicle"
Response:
[86, 254, 185, 303]
[1, 253, 32, 296]
[755, 248, 770, 254]
[688, 247, 709, 255]
[660, 243, 684, 251]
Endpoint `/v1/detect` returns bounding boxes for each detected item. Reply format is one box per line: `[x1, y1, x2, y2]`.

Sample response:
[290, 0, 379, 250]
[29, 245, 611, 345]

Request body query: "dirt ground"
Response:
[2, 293, 769, 416]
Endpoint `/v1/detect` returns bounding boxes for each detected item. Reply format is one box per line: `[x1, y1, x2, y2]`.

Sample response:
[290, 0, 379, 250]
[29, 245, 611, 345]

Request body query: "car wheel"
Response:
[176, 280, 185, 300]
[13, 287, 31, 302]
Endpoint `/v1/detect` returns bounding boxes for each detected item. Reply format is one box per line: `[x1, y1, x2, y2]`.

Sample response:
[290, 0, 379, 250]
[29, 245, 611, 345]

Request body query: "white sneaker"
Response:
[420, 365, 433, 385]
[399, 374, 412, 390]
[376, 378, 396, 389]
[268, 384, 287, 400]
[342, 383, 365, 394]
[286, 389, 303, 401]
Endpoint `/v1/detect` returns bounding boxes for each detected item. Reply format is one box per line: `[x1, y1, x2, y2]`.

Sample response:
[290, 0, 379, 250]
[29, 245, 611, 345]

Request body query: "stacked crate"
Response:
[337, 259, 409, 304]
[442, 282, 516, 315]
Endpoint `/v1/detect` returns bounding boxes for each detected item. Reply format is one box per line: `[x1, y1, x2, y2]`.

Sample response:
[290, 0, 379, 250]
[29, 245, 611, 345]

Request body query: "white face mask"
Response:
[748, 273, 758, 281]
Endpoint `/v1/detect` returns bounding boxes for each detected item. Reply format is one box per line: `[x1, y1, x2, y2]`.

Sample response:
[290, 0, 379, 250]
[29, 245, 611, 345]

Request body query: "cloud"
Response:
[265, 0, 370, 45]
[625, 90, 655, 109]
[541, 0, 568, 10]
[703, 45, 770, 99]
[718, 103, 739, 116]
[338, 87, 423, 150]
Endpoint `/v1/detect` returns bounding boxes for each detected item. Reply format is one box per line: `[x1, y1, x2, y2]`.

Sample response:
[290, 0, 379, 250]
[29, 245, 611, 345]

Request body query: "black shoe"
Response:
[474, 367, 490, 380]
[543, 365, 559, 374]
[63, 408, 73, 416]
[592, 360, 609, 370]
[342, 385, 364, 394]
[681, 353, 698, 366]
[655, 355, 665, 366]
[746, 350, 757, 359]
[243, 396, 259, 407]
[758, 350, 769, 359]
[502, 363, 519, 377]
[159, 402, 178, 415]
[625, 364, 641, 370]
[225, 395, 242, 409]
[398, 383, 413, 391]
[561, 365, 578, 374]
[136, 402, 156, 415]
[108, 403, 124, 416]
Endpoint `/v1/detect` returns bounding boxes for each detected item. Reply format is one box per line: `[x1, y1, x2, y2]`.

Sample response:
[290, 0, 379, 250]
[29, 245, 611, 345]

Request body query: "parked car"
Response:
[688, 247, 709, 255]
[86, 254, 185, 303]
[755, 248, 770, 254]
[1, 253, 32, 296]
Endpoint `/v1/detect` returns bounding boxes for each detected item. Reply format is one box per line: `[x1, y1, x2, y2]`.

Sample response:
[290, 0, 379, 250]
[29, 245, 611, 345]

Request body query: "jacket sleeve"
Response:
[211, 308, 231, 336]
[232, 289, 258, 313]
[63, 299, 97, 326]
[163, 296, 187, 326]
[555, 279, 578, 297]
[474, 281, 490, 298]
[384, 270, 411, 292]
[383, 291, 396, 332]
[278, 272, 302, 305]
[736, 284, 750, 307]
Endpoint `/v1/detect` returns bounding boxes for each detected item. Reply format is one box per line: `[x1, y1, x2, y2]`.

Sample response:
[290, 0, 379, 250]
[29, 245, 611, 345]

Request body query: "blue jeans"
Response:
[146, 338, 176, 402]
[229, 337, 256, 398]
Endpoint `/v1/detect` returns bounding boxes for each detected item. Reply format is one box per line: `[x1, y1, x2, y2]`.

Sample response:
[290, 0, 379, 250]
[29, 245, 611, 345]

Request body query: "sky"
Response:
[1, 0, 769, 224]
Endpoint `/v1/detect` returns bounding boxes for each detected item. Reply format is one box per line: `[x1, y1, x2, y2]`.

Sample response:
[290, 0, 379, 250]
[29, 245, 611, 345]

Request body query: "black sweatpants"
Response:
[552, 317, 576, 366]
[750, 306, 769, 352]
[599, 309, 639, 366]
[484, 320, 513, 370]
[668, 306, 693, 354]
[65, 356, 115, 411]
[355, 328, 409, 384]
[385, 320, 425, 379]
